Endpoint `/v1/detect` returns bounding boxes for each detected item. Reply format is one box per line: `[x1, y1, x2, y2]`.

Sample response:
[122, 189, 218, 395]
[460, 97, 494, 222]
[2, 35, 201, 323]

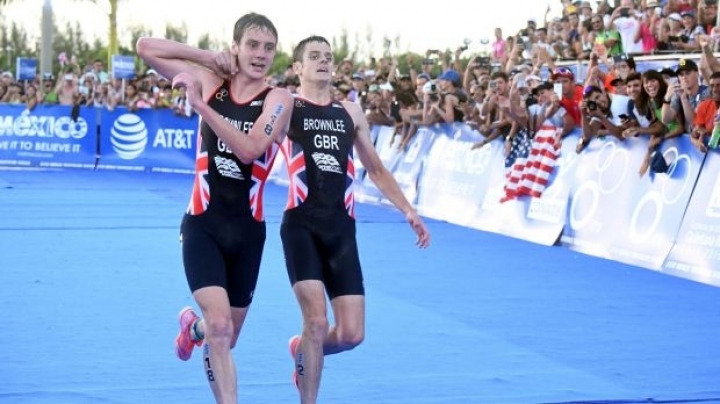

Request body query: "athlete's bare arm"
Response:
[135, 37, 228, 100]
[173, 72, 293, 163]
[342, 100, 430, 248]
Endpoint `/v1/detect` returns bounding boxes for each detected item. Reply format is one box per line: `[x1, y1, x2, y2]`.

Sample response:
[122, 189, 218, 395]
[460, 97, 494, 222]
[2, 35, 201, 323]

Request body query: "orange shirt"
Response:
[693, 99, 719, 131]
[560, 85, 584, 127]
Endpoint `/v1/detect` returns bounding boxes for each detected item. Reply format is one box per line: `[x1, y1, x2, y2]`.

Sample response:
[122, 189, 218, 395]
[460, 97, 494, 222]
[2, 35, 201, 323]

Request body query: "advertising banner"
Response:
[560, 134, 703, 269]
[111, 55, 136, 80]
[97, 108, 197, 173]
[356, 125, 402, 204]
[664, 150, 720, 286]
[389, 125, 439, 205]
[15, 57, 37, 81]
[0, 104, 98, 169]
[416, 125, 496, 226]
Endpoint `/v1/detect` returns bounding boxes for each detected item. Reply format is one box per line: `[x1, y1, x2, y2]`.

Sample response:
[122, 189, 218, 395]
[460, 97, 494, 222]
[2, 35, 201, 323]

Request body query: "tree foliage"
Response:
[0, 13, 452, 78]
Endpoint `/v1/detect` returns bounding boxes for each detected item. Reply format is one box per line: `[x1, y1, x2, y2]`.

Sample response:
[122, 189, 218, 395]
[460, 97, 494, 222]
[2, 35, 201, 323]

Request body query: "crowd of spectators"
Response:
[0, 56, 194, 117]
[266, 0, 720, 191]
[1, 0, 719, 177]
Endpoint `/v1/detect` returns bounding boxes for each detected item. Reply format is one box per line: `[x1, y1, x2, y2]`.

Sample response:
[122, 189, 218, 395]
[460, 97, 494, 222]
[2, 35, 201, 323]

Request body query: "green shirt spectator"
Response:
[595, 29, 623, 56]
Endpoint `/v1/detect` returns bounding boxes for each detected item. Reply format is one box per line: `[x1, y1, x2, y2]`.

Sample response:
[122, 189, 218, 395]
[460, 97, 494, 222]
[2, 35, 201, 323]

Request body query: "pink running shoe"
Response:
[288, 335, 301, 389]
[175, 306, 202, 361]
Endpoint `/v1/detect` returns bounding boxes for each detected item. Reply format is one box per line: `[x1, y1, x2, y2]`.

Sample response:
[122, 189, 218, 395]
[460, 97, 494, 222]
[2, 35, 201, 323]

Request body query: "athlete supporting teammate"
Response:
[174, 35, 430, 404]
[136, 12, 293, 404]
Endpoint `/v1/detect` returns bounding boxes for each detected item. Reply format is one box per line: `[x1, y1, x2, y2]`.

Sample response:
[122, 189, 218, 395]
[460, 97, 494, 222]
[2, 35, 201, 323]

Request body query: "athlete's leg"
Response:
[194, 286, 237, 404]
[292, 280, 328, 404]
[230, 306, 250, 348]
[184, 304, 248, 348]
[320, 216, 365, 356]
[324, 295, 364, 355]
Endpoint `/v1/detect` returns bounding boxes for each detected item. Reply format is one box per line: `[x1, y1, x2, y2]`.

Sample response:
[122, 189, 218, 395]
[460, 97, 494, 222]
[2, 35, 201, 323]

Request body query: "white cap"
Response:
[379, 82, 394, 92]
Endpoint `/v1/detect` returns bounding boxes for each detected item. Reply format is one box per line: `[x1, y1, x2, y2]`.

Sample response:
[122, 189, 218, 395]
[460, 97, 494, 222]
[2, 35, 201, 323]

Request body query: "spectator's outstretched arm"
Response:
[699, 35, 720, 75]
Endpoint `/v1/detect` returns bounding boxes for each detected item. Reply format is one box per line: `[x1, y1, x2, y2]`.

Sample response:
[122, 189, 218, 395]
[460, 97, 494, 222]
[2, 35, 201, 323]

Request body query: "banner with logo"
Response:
[0, 104, 98, 169]
[97, 108, 197, 173]
[416, 125, 496, 226]
[111, 55, 136, 80]
[356, 125, 402, 204]
[469, 130, 579, 246]
[389, 125, 440, 205]
[15, 58, 37, 81]
[560, 134, 703, 269]
[352, 125, 383, 185]
[663, 151, 720, 286]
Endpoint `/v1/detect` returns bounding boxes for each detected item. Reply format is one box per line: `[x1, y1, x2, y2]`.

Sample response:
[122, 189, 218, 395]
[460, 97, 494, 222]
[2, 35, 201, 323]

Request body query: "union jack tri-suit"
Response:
[279, 96, 364, 298]
[180, 82, 279, 308]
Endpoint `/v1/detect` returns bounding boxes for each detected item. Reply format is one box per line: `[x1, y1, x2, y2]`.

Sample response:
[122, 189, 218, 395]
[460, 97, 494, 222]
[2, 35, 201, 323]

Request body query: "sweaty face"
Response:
[295, 41, 334, 83]
[234, 26, 277, 80]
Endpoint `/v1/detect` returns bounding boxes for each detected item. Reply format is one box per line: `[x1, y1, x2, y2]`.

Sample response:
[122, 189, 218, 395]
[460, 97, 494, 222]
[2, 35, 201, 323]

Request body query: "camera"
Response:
[620, 7, 629, 17]
[585, 100, 598, 111]
[423, 81, 440, 102]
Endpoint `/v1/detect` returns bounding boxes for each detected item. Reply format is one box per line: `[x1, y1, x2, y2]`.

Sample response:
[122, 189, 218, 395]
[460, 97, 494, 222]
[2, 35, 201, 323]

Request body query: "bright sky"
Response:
[2, 0, 562, 58]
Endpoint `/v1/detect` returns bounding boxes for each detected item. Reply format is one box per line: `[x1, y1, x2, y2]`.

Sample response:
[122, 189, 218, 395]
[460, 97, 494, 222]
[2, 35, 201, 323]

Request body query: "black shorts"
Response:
[280, 209, 364, 299]
[180, 212, 266, 308]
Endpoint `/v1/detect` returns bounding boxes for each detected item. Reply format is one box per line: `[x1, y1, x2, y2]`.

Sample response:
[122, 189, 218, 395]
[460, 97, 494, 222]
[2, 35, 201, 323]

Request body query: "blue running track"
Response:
[1, 170, 719, 404]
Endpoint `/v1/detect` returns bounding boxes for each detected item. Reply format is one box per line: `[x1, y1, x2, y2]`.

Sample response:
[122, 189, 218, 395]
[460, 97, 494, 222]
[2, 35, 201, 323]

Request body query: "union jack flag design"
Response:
[281, 138, 308, 210]
[345, 152, 355, 217]
[187, 118, 210, 214]
[249, 143, 280, 221]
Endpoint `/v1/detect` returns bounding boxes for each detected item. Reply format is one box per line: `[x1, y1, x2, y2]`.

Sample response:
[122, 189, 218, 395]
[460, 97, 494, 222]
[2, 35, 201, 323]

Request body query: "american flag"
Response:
[501, 126, 559, 203]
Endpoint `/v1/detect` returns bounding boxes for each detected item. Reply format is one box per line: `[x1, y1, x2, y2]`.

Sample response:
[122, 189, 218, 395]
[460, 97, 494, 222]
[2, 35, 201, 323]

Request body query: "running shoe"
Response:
[175, 306, 202, 361]
[288, 335, 301, 389]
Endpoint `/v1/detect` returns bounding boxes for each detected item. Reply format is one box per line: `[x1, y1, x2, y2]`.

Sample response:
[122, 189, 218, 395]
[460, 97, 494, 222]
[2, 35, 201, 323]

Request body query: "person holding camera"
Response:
[608, 0, 643, 54]
[423, 69, 467, 125]
[472, 71, 512, 149]
[675, 11, 705, 51]
[576, 85, 632, 153]
[661, 59, 709, 129]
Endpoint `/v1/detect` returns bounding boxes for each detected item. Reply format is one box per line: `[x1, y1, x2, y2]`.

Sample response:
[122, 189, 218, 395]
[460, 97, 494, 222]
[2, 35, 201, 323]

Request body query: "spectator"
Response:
[690, 71, 720, 152]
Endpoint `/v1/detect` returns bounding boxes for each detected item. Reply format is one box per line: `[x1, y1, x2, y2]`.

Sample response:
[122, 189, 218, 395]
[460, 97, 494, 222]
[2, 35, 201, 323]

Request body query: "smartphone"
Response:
[422, 58, 434, 66]
[390, 101, 402, 122]
[489, 80, 498, 90]
[553, 83, 563, 98]
[669, 76, 679, 86]
[620, 7, 629, 17]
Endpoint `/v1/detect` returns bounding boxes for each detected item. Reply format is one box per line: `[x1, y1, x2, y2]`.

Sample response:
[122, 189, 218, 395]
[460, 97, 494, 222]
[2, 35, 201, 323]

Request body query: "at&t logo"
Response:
[111, 114, 147, 160]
